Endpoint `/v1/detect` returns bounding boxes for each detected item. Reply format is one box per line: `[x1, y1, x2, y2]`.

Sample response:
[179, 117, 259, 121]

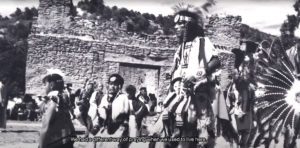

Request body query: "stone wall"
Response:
[37, 0, 74, 33]
[205, 15, 241, 90]
[206, 15, 242, 50]
[26, 32, 176, 97]
[32, 16, 178, 49]
[26, 0, 241, 98]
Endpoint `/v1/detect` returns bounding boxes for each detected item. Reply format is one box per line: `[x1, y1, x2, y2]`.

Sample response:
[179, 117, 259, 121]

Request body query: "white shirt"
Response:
[97, 93, 130, 121]
[174, 37, 216, 79]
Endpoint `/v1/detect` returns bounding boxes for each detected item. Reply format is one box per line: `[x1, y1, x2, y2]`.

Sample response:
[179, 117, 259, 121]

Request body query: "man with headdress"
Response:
[169, 5, 220, 80]
[231, 40, 258, 148]
[165, 3, 221, 147]
[91, 74, 131, 148]
[39, 69, 76, 148]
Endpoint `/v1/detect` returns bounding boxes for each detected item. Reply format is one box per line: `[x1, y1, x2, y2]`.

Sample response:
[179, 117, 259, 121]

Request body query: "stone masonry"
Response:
[26, 0, 242, 98]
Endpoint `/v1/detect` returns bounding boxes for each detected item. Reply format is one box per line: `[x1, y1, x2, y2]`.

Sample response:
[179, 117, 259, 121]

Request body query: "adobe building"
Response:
[26, 0, 244, 98]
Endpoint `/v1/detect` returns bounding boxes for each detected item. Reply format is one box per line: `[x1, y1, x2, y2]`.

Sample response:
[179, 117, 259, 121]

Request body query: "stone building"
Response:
[26, 0, 247, 98]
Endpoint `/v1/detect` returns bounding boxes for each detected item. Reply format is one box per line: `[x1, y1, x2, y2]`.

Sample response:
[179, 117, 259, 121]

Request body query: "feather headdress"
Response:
[253, 38, 300, 147]
[42, 68, 65, 83]
[172, 0, 216, 28]
[46, 68, 65, 78]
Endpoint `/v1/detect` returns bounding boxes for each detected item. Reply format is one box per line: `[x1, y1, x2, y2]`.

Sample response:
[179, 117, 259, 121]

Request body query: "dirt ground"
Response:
[0, 120, 299, 148]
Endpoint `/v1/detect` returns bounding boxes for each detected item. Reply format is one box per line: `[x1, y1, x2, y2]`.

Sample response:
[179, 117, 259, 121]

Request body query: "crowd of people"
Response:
[37, 70, 163, 148]
[0, 3, 300, 148]
[33, 6, 300, 148]
[0, 87, 42, 122]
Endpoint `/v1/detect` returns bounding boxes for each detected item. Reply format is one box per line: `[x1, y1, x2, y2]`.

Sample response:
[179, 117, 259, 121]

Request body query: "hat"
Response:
[169, 77, 182, 92]
[140, 87, 147, 91]
[173, 3, 204, 28]
[66, 83, 73, 89]
[125, 85, 136, 95]
[108, 74, 124, 86]
[42, 69, 64, 83]
[240, 40, 258, 53]
[182, 75, 197, 89]
[171, 77, 182, 86]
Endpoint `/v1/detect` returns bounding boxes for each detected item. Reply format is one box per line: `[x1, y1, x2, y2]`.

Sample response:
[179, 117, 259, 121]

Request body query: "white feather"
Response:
[46, 68, 65, 78]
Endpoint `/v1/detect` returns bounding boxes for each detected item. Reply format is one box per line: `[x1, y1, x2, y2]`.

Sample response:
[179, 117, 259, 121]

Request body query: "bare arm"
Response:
[168, 46, 182, 78]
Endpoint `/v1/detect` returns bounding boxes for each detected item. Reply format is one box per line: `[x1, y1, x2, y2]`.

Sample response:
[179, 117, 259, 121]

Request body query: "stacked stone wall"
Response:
[26, 33, 176, 96]
[37, 0, 73, 33]
[26, 0, 243, 98]
[33, 16, 179, 49]
[206, 15, 242, 50]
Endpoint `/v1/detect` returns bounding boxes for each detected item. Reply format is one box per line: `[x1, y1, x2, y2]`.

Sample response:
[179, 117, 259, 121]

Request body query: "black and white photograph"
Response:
[0, 0, 300, 148]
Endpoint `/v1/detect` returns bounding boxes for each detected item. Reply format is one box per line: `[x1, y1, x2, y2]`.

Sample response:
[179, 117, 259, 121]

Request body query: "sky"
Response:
[0, 0, 298, 36]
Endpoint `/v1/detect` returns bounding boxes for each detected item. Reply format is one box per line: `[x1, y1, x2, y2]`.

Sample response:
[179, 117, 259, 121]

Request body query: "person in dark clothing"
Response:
[77, 80, 95, 137]
[125, 85, 149, 131]
[23, 94, 38, 121]
[39, 69, 76, 148]
[149, 93, 158, 113]
[137, 87, 150, 110]
[65, 83, 76, 119]
[231, 40, 258, 148]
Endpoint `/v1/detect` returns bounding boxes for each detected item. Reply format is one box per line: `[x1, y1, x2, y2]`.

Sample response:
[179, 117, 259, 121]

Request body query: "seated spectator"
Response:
[7, 98, 16, 119]
[23, 94, 38, 121]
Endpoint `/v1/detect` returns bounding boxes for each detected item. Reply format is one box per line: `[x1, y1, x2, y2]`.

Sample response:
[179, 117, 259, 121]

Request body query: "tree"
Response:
[0, 7, 36, 96]
[142, 13, 155, 21]
[78, 0, 90, 11]
[0, 38, 13, 52]
[24, 7, 34, 20]
[119, 8, 130, 17]
[126, 21, 135, 32]
[161, 15, 175, 35]
[78, 0, 104, 14]
[280, 0, 300, 50]
[155, 14, 164, 24]
[76, 0, 176, 34]
[94, 0, 105, 14]
[102, 6, 112, 19]
[134, 15, 149, 31]
[30, 7, 38, 17]
[10, 8, 22, 19]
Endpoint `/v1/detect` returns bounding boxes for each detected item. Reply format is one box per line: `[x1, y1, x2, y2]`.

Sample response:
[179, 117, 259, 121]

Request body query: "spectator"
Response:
[65, 83, 76, 119]
[125, 85, 148, 135]
[76, 80, 95, 137]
